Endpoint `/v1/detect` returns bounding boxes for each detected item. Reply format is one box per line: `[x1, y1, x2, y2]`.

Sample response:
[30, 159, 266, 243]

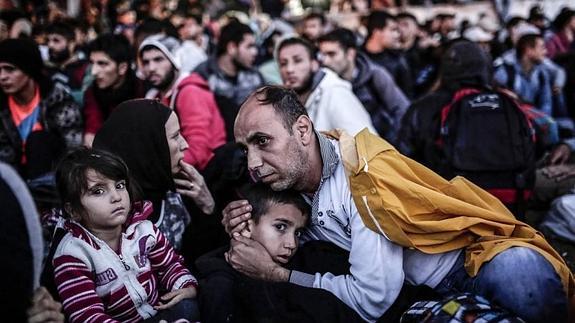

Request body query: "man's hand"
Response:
[549, 144, 572, 165]
[222, 200, 252, 236]
[225, 233, 290, 282]
[27, 287, 65, 323]
[154, 287, 197, 311]
[175, 160, 215, 215]
[542, 164, 575, 182]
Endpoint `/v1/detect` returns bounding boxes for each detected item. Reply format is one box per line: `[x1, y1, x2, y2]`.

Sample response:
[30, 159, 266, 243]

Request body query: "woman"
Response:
[93, 99, 214, 250]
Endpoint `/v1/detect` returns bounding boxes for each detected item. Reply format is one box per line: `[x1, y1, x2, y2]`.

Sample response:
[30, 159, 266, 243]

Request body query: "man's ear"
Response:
[118, 62, 129, 77]
[311, 59, 320, 72]
[294, 115, 314, 146]
[226, 42, 238, 56]
[347, 48, 357, 62]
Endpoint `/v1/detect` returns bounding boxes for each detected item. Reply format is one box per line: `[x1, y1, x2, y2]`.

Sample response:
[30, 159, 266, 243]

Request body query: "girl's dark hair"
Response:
[55, 147, 140, 217]
[239, 183, 310, 225]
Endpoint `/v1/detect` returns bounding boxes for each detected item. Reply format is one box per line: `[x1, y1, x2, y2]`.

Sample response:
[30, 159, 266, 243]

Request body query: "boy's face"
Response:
[76, 169, 131, 231]
[248, 203, 307, 264]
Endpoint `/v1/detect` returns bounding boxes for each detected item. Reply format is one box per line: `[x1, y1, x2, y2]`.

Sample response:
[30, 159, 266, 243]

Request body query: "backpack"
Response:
[435, 87, 536, 217]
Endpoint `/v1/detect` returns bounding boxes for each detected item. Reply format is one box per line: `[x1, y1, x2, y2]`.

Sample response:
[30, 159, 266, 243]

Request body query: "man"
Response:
[223, 85, 571, 322]
[44, 21, 90, 105]
[0, 38, 82, 180]
[494, 33, 554, 116]
[139, 34, 225, 170]
[173, 12, 207, 73]
[363, 10, 414, 98]
[194, 21, 264, 141]
[301, 12, 326, 43]
[82, 33, 145, 147]
[318, 28, 409, 144]
[277, 36, 376, 135]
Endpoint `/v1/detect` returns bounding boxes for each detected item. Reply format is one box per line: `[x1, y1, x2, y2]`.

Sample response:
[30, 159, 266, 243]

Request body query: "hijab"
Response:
[93, 99, 174, 220]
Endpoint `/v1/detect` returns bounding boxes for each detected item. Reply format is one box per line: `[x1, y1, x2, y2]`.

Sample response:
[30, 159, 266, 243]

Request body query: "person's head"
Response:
[517, 33, 546, 64]
[366, 10, 400, 49]
[240, 183, 310, 264]
[396, 12, 419, 45]
[55, 147, 135, 231]
[216, 21, 257, 69]
[276, 36, 319, 94]
[93, 99, 188, 206]
[45, 21, 75, 64]
[552, 9, 575, 33]
[437, 12, 456, 35]
[302, 12, 326, 42]
[88, 33, 132, 90]
[439, 40, 493, 90]
[234, 86, 314, 191]
[175, 13, 203, 41]
[0, 38, 46, 96]
[139, 34, 181, 90]
[317, 28, 357, 79]
[528, 6, 546, 30]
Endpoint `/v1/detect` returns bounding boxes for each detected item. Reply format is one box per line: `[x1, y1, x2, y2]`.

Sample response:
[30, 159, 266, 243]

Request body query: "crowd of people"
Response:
[1, 0, 575, 322]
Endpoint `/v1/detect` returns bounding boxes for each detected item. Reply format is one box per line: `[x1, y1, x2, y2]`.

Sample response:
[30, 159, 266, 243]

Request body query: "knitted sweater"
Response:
[52, 202, 197, 322]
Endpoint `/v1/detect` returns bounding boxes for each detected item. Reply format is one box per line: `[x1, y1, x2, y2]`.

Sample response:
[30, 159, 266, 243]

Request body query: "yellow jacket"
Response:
[326, 128, 574, 297]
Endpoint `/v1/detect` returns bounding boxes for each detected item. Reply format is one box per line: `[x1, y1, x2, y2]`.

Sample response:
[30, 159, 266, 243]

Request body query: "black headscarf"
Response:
[93, 99, 174, 220]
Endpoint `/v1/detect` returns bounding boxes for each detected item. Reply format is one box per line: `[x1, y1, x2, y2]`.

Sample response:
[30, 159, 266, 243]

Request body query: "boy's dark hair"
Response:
[396, 12, 417, 24]
[247, 85, 310, 133]
[317, 28, 357, 51]
[516, 33, 542, 59]
[45, 21, 75, 41]
[239, 183, 309, 224]
[366, 10, 395, 39]
[56, 147, 139, 218]
[304, 12, 326, 25]
[88, 33, 133, 64]
[276, 36, 318, 61]
[216, 21, 253, 57]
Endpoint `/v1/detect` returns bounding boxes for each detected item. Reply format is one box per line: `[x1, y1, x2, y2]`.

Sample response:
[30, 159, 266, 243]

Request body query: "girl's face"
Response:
[76, 169, 131, 232]
[164, 112, 189, 174]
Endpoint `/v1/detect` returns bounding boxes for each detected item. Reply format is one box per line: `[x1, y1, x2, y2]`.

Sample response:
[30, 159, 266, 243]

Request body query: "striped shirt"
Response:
[53, 202, 197, 322]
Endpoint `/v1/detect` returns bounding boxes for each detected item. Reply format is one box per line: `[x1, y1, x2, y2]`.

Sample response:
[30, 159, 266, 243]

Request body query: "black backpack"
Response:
[436, 87, 536, 217]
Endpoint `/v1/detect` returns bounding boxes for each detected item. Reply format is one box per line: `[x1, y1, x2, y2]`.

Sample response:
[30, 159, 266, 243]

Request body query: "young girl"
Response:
[52, 148, 198, 322]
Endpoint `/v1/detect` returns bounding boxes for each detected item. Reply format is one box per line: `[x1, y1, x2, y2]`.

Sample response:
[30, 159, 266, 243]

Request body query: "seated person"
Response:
[197, 183, 365, 323]
[51, 148, 198, 322]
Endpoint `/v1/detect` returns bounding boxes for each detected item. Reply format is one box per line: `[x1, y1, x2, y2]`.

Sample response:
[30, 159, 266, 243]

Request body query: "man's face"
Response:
[303, 18, 323, 41]
[0, 62, 33, 95]
[231, 33, 258, 69]
[47, 33, 71, 63]
[278, 44, 318, 93]
[249, 203, 307, 264]
[379, 20, 400, 49]
[318, 41, 352, 78]
[90, 51, 126, 90]
[234, 101, 309, 191]
[141, 48, 175, 89]
[528, 38, 547, 63]
[179, 17, 202, 40]
[398, 17, 418, 43]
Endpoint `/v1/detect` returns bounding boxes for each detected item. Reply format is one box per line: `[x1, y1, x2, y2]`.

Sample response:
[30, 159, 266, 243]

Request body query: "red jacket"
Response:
[163, 73, 226, 170]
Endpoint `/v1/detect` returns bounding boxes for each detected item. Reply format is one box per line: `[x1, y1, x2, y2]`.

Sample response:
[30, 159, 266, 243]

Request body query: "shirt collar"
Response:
[316, 131, 339, 181]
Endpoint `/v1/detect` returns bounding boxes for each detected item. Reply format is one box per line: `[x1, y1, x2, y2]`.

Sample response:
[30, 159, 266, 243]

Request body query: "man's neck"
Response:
[520, 56, 534, 75]
[401, 36, 416, 50]
[365, 38, 384, 54]
[217, 54, 238, 78]
[111, 74, 127, 91]
[342, 63, 356, 81]
[298, 134, 323, 194]
[159, 70, 180, 97]
[12, 80, 37, 105]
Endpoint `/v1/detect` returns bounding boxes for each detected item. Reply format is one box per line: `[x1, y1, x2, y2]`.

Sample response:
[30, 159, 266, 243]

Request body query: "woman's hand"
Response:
[154, 287, 197, 311]
[174, 160, 215, 215]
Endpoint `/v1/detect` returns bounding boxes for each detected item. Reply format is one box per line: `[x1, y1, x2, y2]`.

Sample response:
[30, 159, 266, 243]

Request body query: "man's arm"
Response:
[289, 206, 405, 322]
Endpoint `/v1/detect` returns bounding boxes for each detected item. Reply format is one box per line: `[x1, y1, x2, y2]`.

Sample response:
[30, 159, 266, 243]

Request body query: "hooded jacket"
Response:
[305, 68, 376, 136]
[53, 201, 197, 323]
[351, 53, 409, 144]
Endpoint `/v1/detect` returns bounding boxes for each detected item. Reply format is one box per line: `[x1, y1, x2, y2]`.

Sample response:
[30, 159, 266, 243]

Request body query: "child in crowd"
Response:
[197, 183, 363, 322]
[51, 148, 199, 322]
